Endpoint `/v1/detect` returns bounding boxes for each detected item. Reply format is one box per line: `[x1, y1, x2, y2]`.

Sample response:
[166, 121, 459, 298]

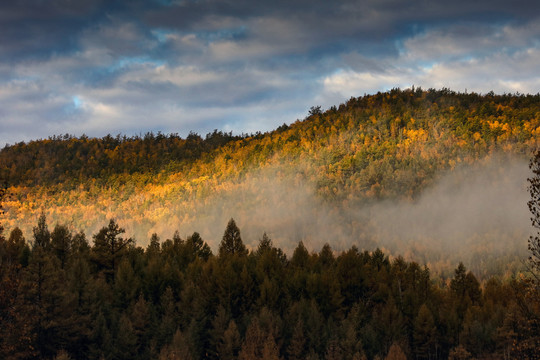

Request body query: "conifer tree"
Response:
[159, 329, 193, 360]
[51, 224, 72, 269]
[325, 338, 342, 360]
[291, 241, 309, 268]
[385, 342, 407, 360]
[156, 286, 177, 349]
[89, 311, 113, 359]
[413, 304, 437, 360]
[147, 233, 161, 258]
[5, 227, 29, 267]
[115, 314, 138, 359]
[33, 214, 51, 249]
[218, 320, 242, 360]
[256, 232, 273, 256]
[91, 219, 133, 283]
[287, 319, 306, 360]
[187, 232, 212, 261]
[131, 294, 152, 358]
[218, 218, 247, 257]
[239, 320, 281, 360]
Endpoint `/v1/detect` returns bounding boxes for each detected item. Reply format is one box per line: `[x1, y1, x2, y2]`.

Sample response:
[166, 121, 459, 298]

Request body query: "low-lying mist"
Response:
[160, 155, 531, 278]
[3, 154, 532, 278]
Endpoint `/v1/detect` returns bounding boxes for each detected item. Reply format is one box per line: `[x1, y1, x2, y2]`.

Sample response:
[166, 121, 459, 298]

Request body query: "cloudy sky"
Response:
[1, 0, 540, 146]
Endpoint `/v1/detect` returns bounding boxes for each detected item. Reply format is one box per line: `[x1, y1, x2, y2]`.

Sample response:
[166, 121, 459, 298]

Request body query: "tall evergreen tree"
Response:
[218, 320, 242, 360]
[291, 241, 309, 268]
[33, 214, 51, 249]
[187, 232, 212, 261]
[218, 219, 247, 257]
[4, 227, 29, 267]
[51, 224, 72, 269]
[91, 219, 133, 283]
[287, 319, 306, 360]
[413, 304, 437, 360]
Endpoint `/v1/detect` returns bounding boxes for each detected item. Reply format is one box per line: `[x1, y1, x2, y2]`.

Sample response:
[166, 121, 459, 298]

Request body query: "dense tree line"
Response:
[0, 130, 244, 187]
[0, 215, 538, 359]
[2, 88, 540, 193]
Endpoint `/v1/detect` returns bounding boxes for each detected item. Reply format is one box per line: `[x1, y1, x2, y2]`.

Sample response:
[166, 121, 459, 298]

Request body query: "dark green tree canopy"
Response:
[0, 215, 539, 359]
[91, 219, 133, 282]
[187, 232, 212, 261]
[33, 214, 50, 249]
[219, 218, 247, 257]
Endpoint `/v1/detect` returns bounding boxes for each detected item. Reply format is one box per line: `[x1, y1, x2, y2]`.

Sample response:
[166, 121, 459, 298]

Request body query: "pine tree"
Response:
[187, 232, 211, 261]
[115, 314, 138, 360]
[91, 219, 133, 283]
[159, 329, 193, 360]
[51, 224, 72, 269]
[291, 241, 309, 268]
[0, 262, 38, 359]
[147, 233, 161, 258]
[33, 214, 51, 249]
[325, 338, 342, 360]
[448, 345, 472, 360]
[385, 342, 407, 360]
[256, 232, 273, 256]
[131, 294, 152, 359]
[114, 258, 140, 308]
[218, 219, 247, 257]
[287, 319, 306, 360]
[23, 239, 78, 359]
[218, 320, 241, 360]
[239, 320, 282, 360]
[4, 227, 29, 267]
[156, 286, 178, 350]
[413, 304, 437, 360]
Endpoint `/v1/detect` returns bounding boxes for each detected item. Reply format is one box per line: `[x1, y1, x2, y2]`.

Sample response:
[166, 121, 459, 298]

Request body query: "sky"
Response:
[1, 0, 540, 147]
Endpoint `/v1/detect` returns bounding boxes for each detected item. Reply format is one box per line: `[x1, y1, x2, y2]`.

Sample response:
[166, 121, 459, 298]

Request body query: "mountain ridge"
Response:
[1, 88, 539, 277]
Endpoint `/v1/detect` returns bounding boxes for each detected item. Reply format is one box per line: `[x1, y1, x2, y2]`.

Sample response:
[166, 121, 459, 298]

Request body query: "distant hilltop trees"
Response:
[2, 88, 540, 192]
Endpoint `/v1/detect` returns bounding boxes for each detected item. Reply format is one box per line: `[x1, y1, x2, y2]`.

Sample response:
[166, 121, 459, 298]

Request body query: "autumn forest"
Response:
[1, 88, 540, 359]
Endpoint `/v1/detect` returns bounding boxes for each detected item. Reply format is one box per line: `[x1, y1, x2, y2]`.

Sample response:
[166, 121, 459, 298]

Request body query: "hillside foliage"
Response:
[1, 88, 539, 274]
[1, 88, 540, 358]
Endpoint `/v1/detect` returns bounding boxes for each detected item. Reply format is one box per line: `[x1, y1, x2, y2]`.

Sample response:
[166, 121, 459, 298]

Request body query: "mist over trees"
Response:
[1, 88, 539, 277]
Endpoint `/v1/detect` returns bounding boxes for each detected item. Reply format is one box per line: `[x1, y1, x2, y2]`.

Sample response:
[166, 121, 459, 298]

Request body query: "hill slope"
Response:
[2, 88, 539, 276]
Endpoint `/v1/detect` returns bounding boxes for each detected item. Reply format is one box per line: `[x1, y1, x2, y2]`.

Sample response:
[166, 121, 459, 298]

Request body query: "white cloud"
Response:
[320, 21, 540, 104]
[322, 70, 409, 98]
[401, 21, 540, 63]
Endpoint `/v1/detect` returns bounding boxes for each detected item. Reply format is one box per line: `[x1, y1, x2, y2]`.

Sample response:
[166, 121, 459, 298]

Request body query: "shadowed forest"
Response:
[0, 215, 539, 360]
[1, 88, 540, 359]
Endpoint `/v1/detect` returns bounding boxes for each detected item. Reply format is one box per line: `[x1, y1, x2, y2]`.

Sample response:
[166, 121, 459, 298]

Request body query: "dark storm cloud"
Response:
[1, 0, 540, 145]
[0, 0, 104, 61]
[2, 0, 534, 62]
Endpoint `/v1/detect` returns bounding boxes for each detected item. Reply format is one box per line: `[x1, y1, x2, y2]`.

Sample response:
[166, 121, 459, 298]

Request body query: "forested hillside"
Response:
[1, 88, 540, 276]
[1, 88, 540, 359]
